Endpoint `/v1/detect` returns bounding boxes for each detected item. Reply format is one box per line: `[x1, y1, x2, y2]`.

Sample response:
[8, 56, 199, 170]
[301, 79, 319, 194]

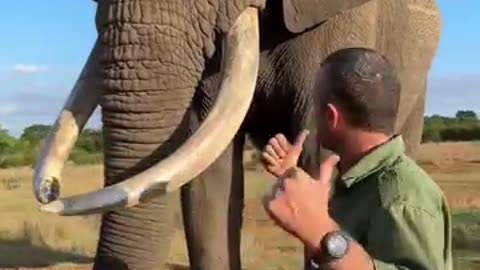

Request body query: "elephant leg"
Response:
[93, 192, 178, 270]
[396, 81, 426, 157]
[292, 107, 323, 178]
[181, 133, 245, 270]
[375, 0, 441, 156]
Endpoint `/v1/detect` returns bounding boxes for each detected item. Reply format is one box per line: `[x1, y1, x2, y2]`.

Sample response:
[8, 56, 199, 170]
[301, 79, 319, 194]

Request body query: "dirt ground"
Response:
[1, 142, 480, 269]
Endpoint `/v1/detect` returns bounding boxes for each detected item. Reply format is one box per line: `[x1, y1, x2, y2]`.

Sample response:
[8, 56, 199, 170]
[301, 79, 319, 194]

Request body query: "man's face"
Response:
[312, 66, 342, 152]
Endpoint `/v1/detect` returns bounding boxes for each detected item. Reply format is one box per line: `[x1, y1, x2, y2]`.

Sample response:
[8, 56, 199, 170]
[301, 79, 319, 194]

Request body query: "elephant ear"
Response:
[283, 0, 371, 33]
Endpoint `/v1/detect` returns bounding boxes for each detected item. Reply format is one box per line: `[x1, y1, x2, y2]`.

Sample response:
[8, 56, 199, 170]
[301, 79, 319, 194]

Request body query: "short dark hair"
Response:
[319, 47, 401, 134]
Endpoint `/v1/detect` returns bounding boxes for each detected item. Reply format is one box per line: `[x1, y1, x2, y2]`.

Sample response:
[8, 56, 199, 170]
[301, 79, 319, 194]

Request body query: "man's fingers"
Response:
[263, 192, 283, 217]
[267, 165, 284, 178]
[274, 133, 292, 150]
[267, 193, 292, 221]
[269, 137, 287, 158]
[318, 154, 340, 185]
[281, 169, 312, 195]
[262, 152, 280, 167]
[320, 154, 340, 170]
[266, 194, 299, 237]
[265, 145, 281, 161]
[292, 129, 310, 152]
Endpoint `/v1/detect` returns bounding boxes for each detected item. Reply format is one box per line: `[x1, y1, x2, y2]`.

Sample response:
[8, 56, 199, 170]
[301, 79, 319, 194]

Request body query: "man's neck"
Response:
[336, 131, 392, 174]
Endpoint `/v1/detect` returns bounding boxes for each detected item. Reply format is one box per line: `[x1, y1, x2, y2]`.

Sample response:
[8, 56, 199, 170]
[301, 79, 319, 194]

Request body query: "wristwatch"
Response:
[310, 230, 351, 268]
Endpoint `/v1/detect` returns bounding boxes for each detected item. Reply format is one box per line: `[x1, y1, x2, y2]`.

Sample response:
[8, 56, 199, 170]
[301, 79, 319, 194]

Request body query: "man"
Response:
[261, 47, 452, 270]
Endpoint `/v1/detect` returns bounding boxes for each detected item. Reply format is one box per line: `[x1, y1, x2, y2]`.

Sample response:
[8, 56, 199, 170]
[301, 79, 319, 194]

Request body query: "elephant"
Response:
[32, 0, 442, 269]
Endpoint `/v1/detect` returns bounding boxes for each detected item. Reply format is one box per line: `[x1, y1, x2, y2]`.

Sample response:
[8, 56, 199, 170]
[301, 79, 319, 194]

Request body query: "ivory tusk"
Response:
[33, 39, 102, 204]
[40, 7, 260, 215]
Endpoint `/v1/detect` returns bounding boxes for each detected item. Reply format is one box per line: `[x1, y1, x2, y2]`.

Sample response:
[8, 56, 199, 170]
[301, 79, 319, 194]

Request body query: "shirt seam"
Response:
[384, 197, 441, 219]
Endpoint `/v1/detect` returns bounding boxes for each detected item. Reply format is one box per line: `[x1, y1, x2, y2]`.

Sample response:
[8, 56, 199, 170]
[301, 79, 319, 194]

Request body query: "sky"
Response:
[0, 1, 478, 137]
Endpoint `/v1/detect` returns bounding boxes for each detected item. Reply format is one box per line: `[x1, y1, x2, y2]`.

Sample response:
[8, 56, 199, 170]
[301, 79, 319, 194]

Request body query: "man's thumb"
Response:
[292, 129, 310, 151]
[318, 154, 340, 184]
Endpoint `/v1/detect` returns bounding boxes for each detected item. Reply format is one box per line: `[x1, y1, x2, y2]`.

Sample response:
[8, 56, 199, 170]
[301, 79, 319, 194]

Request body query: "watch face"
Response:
[326, 233, 349, 258]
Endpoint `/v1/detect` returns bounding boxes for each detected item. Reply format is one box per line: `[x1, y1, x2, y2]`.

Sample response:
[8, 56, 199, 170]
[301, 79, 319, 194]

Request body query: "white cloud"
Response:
[12, 64, 48, 74]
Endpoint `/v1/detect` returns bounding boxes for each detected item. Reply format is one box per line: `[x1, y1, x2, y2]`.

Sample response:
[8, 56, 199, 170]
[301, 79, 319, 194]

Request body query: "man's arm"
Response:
[311, 201, 450, 270]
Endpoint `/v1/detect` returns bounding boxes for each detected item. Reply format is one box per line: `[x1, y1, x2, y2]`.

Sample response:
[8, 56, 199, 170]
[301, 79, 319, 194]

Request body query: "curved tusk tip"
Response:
[39, 200, 65, 214]
[35, 176, 61, 204]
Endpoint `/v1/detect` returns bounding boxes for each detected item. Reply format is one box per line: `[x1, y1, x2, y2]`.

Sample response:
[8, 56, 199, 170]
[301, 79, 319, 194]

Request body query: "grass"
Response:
[452, 210, 480, 269]
[452, 210, 480, 250]
[0, 142, 480, 269]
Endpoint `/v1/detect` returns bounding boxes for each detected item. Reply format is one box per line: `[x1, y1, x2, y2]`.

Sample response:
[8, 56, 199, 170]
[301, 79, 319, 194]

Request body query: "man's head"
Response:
[313, 47, 401, 152]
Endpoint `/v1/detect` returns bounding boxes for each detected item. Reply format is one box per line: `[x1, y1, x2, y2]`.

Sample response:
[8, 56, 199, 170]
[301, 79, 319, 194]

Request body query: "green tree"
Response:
[76, 128, 103, 153]
[0, 126, 17, 153]
[20, 124, 52, 146]
[455, 110, 477, 120]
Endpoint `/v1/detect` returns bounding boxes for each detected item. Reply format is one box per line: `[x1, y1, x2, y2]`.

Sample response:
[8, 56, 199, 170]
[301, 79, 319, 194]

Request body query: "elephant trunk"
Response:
[37, 6, 260, 215]
[97, 7, 205, 189]
[93, 4, 212, 267]
[33, 1, 207, 203]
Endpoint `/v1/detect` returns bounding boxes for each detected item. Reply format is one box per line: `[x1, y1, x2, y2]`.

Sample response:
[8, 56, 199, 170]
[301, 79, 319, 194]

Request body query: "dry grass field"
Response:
[0, 142, 479, 270]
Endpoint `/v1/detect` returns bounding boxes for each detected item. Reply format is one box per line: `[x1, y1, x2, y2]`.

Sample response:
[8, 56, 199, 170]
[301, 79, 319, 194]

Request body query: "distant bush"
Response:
[69, 149, 103, 165]
[423, 110, 480, 143]
[440, 126, 480, 142]
[0, 124, 104, 168]
[0, 153, 31, 168]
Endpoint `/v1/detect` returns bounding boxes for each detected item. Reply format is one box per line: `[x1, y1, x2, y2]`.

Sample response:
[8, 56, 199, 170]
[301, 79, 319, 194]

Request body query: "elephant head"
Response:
[33, 0, 377, 216]
[33, 6, 261, 215]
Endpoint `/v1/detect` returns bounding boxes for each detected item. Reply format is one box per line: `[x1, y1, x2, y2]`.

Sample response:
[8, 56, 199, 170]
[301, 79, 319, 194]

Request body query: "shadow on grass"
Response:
[166, 263, 190, 270]
[0, 237, 92, 268]
[166, 263, 253, 270]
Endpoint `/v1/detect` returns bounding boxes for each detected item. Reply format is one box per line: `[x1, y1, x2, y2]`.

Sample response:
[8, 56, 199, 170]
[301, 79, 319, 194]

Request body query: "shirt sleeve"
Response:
[365, 201, 451, 270]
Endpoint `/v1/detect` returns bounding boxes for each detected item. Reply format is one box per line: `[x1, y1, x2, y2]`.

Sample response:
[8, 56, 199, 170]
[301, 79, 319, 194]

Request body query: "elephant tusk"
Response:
[40, 7, 260, 215]
[33, 39, 102, 204]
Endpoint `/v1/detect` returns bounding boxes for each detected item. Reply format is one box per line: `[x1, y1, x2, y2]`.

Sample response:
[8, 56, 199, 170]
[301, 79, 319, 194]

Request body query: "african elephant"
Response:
[32, 0, 442, 269]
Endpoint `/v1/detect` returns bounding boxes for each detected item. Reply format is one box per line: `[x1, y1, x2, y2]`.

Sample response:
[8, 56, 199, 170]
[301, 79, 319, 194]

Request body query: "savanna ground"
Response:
[0, 142, 480, 270]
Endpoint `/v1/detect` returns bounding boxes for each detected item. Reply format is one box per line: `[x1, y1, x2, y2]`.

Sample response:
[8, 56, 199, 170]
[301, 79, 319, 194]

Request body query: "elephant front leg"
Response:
[93, 192, 178, 270]
[92, 124, 186, 270]
[396, 81, 427, 157]
[181, 133, 246, 270]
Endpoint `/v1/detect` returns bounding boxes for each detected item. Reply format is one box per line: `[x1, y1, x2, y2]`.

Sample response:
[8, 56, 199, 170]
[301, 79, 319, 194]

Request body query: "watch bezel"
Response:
[311, 230, 351, 267]
[325, 231, 349, 258]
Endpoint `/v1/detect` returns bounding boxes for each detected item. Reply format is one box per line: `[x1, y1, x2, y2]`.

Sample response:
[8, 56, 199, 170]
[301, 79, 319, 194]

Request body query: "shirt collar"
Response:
[339, 135, 405, 188]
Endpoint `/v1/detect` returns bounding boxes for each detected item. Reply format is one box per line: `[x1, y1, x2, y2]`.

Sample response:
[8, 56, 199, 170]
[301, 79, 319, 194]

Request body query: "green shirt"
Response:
[324, 135, 452, 270]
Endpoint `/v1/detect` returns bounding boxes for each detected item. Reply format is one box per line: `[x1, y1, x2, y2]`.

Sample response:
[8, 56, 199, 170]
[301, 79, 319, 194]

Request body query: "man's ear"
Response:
[282, 0, 371, 33]
[326, 103, 339, 129]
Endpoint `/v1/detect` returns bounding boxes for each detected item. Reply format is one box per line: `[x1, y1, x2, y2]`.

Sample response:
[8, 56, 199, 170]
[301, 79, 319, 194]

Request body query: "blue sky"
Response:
[0, 1, 478, 137]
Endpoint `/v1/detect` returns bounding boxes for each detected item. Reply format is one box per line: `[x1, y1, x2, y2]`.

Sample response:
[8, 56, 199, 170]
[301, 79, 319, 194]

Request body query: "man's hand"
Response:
[263, 154, 340, 251]
[264, 155, 376, 270]
[261, 130, 310, 178]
